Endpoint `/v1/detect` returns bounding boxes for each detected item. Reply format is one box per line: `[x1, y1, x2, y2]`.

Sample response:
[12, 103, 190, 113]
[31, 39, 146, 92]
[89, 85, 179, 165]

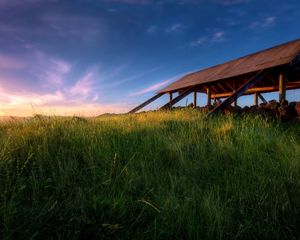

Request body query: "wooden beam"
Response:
[160, 86, 196, 110]
[232, 83, 237, 107]
[225, 82, 234, 91]
[254, 92, 258, 106]
[279, 71, 286, 102]
[258, 93, 267, 103]
[208, 70, 267, 115]
[128, 93, 164, 113]
[211, 81, 300, 98]
[207, 87, 211, 106]
[193, 91, 197, 108]
[217, 83, 227, 92]
[233, 97, 237, 107]
[291, 53, 300, 68]
[210, 85, 218, 93]
[169, 92, 173, 102]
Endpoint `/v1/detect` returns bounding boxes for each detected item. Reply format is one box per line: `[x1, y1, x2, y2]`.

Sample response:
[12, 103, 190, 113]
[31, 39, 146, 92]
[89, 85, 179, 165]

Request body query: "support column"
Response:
[208, 70, 267, 115]
[207, 87, 211, 106]
[233, 97, 237, 107]
[193, 91, 197, 108]
[254, 92, 258, 106]
[233, 84, 237, 107]
[169, 92, 173, 102]
[279, 72, 286, 102]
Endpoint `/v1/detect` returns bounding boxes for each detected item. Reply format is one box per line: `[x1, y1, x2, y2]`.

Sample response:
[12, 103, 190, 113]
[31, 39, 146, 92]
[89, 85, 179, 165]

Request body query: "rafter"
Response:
[211, 80, 300, 98]
[160, 86, 197, 110]
[128, 93, 164, 113]
[208, 70, 267, 115]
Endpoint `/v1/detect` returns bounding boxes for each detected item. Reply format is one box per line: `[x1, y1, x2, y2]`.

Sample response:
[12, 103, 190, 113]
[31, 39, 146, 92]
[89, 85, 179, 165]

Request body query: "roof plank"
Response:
[159, 39, 300, 93]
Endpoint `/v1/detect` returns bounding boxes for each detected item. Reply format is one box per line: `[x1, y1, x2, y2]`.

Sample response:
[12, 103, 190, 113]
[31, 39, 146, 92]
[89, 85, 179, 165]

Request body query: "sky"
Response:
[0, 0, 300, 116]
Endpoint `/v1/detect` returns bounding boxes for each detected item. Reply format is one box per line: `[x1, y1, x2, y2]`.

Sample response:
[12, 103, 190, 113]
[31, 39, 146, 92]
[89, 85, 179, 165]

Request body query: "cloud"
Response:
[106, 0, 151, 4]
[190, 37, 207, 47]
[217, 18, 240, 27]
[166, 23, 183, 33]
[250, 16, 276, 29]
[213, 0, 251, 5]
[129, 79, 172, 96]
[29, 51, 72, 88]
[212, 31, 225, 42]
[0, 0, 47, 8]
[103, 67, 159, 89]
[0, 54, 26, 70]
[69, 71, 95, 96]
[0, 51, 115, 116]
[0, 68, 129, 117]
[41, 14, 104, 42]
[147, 25, 158, 33]
[190, 31, 225, 47]
[0, 89, 129, 117]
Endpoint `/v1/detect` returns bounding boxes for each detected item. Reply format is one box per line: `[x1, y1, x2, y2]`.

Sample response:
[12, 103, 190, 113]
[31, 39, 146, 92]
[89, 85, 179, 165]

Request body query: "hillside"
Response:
[0, 110, 299, 239]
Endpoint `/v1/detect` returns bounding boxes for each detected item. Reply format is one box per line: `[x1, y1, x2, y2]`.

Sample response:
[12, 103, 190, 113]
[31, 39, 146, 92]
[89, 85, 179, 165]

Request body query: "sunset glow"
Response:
[0, 0, 299, 116]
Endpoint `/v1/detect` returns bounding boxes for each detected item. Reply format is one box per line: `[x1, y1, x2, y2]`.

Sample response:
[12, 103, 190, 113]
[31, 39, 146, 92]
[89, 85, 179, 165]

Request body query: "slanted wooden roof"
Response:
[159, 39, 300, 93]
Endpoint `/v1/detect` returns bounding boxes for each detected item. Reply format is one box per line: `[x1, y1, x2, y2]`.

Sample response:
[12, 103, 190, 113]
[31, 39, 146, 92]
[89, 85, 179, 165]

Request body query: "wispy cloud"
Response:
[0, 69, 129, 117]
[129, 79, 171, 96]
[103, 67, 159, 89]
[107, 0, 151, 4]
[30, 51, 72, 88]
[190, 37, 207, 47]
[0, 50, 120, 116]
[0, 54, 26, 70]
[214, 0, 251, 5]
[0, 0, 48, 8]
[147, 25, 158, 33]
[250, 16, 276, 29]
[166, 23, 183, 33]
[212, 31, 225, 42]
[41, 14, 104, 42]
[69, 71, 95, 96]
[0, 89, 129, 117]
[190, 31, 226, 47]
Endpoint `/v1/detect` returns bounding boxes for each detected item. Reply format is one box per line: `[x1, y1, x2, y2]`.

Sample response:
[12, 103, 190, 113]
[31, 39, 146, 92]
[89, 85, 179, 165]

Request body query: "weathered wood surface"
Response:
[160, 86, 196, 110]
[279, 72, 286, 102]
[193, 91, 197, 108]
[128, 93, 164, 114]
[254, 93, 258, 106]
[208, 70, 267, 115]
[169, 92, 173, 102]
[211, 81, 300, 98]
[206, 87, 211, 106]
[159, 39, 300, 93]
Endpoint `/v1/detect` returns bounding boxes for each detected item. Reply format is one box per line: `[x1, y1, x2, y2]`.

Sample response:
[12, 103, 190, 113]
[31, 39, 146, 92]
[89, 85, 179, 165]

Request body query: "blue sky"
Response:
[0, 0, 300, 116]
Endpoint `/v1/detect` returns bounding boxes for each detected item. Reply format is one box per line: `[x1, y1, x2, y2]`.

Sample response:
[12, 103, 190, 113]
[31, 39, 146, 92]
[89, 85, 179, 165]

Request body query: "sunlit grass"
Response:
[0, 109, 299, 239]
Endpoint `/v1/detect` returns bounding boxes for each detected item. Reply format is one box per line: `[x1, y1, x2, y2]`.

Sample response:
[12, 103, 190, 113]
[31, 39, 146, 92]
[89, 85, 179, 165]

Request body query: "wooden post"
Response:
[208, 70, 267, 116]
[233, 84, 237, 107]
[193, 91, 197, 108]
[254, 92, 258, 106]
[233, 97, 237, 107]
[169, 92, 173, 102]
[207, 87, 211, 106]
[279, 72, 286, 102]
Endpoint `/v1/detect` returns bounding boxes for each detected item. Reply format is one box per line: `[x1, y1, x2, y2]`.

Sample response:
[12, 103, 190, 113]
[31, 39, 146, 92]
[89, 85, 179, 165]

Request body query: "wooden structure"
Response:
[129, 39, 300, 114]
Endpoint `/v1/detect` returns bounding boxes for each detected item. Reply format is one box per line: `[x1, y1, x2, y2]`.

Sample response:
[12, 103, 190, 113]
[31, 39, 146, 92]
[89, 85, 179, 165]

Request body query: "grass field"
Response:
[0, 109, 299, 239]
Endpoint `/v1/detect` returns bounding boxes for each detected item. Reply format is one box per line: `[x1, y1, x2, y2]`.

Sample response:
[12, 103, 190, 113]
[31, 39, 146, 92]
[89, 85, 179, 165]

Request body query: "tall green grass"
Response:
[0, 110, 299, 239]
